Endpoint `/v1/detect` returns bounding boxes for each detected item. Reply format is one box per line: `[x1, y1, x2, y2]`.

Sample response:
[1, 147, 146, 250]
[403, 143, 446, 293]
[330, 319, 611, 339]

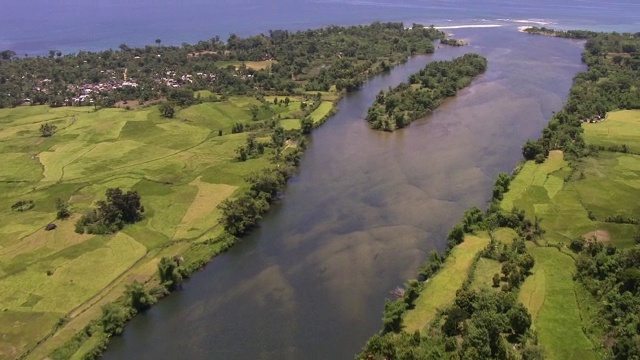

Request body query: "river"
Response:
[102, 26, 585, 359]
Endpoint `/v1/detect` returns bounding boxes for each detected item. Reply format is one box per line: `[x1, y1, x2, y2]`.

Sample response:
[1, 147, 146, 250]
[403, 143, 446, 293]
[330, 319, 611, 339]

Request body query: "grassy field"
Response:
[583, 110, 640, 153]
[213, 60, 277, 70]
[470, 257, 502, 291]
[310, 101, 334, 123]
[0, 92, 338, 358]
[519, 246, 597, 360]
[501, 150, 638, 247]
[499, 112, 640, 359]
[402, 233, 490, 333]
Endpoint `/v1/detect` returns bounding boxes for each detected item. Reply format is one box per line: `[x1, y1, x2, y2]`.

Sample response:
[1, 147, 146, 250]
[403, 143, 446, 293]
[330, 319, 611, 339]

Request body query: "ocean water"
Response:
[1, 0, 639, 56]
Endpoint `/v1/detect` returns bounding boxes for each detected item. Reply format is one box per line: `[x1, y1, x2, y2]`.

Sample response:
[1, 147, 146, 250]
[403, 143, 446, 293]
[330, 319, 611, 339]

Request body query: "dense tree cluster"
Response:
[366, 54, 487, 131]
[0, 22, 444, 108]
[75, 188, 144, 234]
[574, 243, 640, 359]
[522, 31, 640, 160]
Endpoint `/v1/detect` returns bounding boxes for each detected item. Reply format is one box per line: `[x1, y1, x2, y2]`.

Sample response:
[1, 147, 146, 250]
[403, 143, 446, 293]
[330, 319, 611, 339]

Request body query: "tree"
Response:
[492, 273, 501, 288]
[155, 38, 162, 46]
[218, 195, 269, 236]
[159, 102, 175, 118]
[40, 123, 57, 137]
[100, 303, 128, 335]
[55, 198, 71, 219]
[507, 303, 532, 336]
[271, 126, 286, 148]
[158, 257, 182, 291]
[301, 116, 313, 134]
[0, 50, 16, 61]
[75, 188, 144, 234]
[382, 299, 407, 333]
[126, 281, 155, 312]
[250, 104, 259, 120]
[522, 140, 545, 161]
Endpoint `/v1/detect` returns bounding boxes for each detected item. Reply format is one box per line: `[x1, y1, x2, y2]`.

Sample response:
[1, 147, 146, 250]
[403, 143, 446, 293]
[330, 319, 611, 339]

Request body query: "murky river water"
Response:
[103, 26, 585, 359]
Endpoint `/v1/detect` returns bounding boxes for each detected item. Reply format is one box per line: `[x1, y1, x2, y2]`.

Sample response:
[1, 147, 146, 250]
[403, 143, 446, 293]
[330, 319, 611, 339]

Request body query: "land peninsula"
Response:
[358, 30, 640, 359]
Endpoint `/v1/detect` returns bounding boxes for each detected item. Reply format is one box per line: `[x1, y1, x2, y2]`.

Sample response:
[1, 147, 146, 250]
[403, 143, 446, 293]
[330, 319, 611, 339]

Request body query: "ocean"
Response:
[2, 0, 640, 56]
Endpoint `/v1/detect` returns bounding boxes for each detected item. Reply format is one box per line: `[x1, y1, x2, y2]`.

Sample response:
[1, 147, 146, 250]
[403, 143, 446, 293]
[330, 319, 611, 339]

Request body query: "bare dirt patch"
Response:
[582, 230, 611, 243]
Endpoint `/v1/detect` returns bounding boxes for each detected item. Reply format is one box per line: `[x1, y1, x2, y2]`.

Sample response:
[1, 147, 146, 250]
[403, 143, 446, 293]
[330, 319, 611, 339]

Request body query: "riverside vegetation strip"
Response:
[357, 30, 640, 359]
[0, 22, 454, 359]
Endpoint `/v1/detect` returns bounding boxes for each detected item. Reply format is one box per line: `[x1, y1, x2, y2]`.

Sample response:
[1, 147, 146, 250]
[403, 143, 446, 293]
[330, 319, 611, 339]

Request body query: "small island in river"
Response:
[366, 53, 487, 131]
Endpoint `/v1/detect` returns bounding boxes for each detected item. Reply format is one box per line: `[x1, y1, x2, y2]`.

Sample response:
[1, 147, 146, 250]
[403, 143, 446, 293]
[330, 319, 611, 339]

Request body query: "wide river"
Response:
[103, 26, 585, 359]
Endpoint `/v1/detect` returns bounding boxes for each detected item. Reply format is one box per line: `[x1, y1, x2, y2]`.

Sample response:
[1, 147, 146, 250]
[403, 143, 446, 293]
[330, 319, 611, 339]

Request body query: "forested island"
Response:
[366, 53, 487, 131]
[0, 22, 458, 360]
[358, 30, 640, 359]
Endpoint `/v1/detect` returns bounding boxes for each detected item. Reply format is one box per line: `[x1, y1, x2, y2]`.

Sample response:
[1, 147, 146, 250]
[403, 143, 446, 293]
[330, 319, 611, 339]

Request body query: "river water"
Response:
[102, 26, 585, 359]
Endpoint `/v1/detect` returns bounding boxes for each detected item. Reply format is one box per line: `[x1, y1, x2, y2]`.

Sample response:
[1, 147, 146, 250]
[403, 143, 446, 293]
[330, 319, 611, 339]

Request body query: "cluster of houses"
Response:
[24, 66, 222, 106]
[69, 79, 139, 105]
[581, 115, 605, 124]
[160, 71, 216, 88]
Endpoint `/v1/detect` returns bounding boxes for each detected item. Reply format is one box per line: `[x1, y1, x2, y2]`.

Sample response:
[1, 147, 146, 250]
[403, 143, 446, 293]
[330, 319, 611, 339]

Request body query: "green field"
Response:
[501, 150, 637, 247]
[470, 257, 502, 291]
[310, 102, 334, 123]
[519, 246, 596, 360]
[500, 113, 640, 359]
[402, 233, 490, 333]
[583, 110, 640, 153]
[0, 96, 305, 358]
[213, 60, 277, 70]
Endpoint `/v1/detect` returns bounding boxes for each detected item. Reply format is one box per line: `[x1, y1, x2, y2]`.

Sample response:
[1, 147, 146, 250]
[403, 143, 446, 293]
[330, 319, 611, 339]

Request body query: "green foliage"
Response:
[10, 199, 34, 212]
[492, 273, 501, 288]
[366, 53, 487, 131]
[522, 139, 546, 160]
[158, 257, 183, 291]
[0, 22, 444, 109]
[39, 123, 57, 137]
[235, 133, 265, 161]
[75, 187, 144, 234]
[570, 236, 587, 252]
[100, 303, 130, 336]
[159, 102, 175, 118]
[576, 244, 640, 352]
[125, 281, 156, 312]
[492, 172, 511, 201]
[55, 198, 71, 219]
[218, 194, 269, 236]
[300, 116, 313, 134]
[382, 298, 407, 334]
[167, 88, 196, 107]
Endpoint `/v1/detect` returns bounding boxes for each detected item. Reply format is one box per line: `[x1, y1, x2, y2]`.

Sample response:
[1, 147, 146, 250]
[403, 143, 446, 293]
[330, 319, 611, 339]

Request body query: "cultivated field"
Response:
[0, 93, 335, 359]
[519, 246, 597, 360]
[501, 150, 638, 247]
[500, 110, 639, 359]
[402, 233, 490, 333]
[582, 110, 640, 153]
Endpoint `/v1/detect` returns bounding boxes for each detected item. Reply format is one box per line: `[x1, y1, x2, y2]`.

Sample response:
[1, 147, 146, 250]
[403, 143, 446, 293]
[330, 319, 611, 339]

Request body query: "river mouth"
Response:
[102, 27, 585, 360]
